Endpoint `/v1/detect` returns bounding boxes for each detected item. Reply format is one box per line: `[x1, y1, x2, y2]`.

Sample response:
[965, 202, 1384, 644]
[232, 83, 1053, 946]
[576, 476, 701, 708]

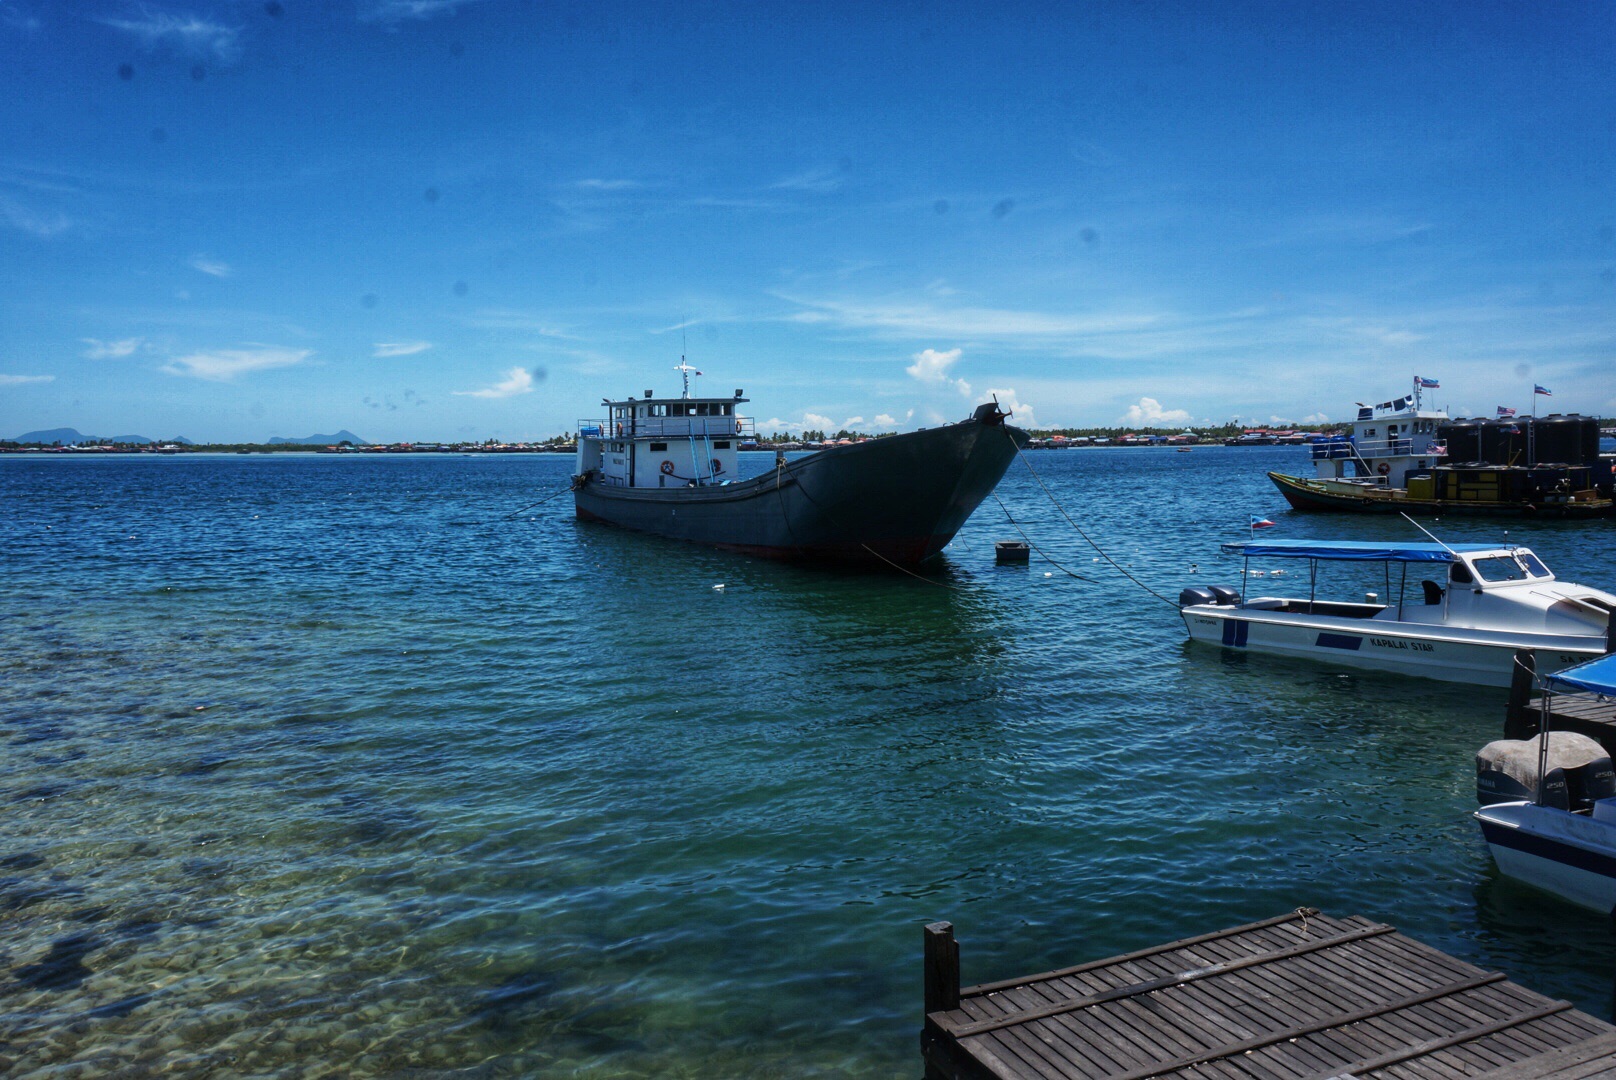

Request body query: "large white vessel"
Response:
[1180, 539, 1616, 686]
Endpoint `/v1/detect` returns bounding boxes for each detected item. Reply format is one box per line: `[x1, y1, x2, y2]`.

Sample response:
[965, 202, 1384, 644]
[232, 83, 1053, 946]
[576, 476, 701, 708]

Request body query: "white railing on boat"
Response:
[577, 417, 756, 440]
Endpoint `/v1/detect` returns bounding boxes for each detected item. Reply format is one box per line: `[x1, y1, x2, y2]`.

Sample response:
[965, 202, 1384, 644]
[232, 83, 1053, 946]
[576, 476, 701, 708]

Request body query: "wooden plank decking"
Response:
[921, 909, 1616, 1080]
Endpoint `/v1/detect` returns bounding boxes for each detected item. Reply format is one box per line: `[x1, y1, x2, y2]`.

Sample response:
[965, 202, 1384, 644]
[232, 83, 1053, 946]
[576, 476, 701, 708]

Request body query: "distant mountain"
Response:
[8, 428, 195, 445]
[267, 430, 369, 446]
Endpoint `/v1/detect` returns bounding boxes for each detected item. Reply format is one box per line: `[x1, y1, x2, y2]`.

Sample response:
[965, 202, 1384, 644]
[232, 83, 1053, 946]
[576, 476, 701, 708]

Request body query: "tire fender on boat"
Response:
[660, 460, 675, 476]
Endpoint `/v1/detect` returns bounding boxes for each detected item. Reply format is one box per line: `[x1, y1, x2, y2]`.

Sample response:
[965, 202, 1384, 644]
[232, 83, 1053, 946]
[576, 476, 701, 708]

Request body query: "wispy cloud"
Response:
[161, 345, 310, 381]
[906, 347, 972, 398]
[189, 254, 231, 277]
[0, 194, 70, 237]
[771, 167, 845, 194]
[783, 294, 1164, 342]
[101, 9, 243, 63]
[574, 179, 641, 191]
[82, 337, 143, 359]
[0, 373, 54, 386]
[454, 366, 539, 399]
[361, 0, 482, 23]
[373, 341, 432, 358]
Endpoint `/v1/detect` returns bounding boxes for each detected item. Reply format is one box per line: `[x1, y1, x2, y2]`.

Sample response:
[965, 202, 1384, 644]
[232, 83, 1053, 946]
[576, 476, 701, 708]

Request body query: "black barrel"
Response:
[1531, 413, 1580, 465]
[1478, 418, 1525, 466]
[1578, 415, 1601, 465]
[1437, 419, 1481, 462]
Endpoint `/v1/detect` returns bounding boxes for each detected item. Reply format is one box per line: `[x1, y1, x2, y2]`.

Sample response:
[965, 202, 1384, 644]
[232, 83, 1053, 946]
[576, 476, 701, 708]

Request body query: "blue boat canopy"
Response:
[1548, 654, 1616, 696]
[1220, 539, 1507, 563]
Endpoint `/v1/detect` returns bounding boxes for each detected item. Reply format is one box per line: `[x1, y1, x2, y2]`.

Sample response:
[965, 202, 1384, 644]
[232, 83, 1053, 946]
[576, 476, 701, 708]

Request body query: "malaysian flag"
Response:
[1417, 377, 1440, 388]
[1535, 384, 1552, 396]
[1496, 406, 1517, 417]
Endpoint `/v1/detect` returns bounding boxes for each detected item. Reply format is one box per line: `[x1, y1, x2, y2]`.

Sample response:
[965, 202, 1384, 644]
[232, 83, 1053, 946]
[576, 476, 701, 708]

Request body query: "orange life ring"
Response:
[711, 458, 723, 474]
[659, 460, 675, 475]
[1376, 462, 1390, 475]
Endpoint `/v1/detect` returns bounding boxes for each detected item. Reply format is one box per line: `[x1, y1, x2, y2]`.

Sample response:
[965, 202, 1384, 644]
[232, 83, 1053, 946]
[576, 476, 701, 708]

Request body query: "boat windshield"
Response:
[1518, 550, 1552, 578]
[1471, 555, 1530, 583]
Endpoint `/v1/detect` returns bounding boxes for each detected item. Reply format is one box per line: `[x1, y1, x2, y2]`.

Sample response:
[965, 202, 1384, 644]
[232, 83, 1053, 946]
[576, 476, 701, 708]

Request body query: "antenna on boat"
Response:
[1400, 511, 1455, 555]
[673, 316, 702, 398]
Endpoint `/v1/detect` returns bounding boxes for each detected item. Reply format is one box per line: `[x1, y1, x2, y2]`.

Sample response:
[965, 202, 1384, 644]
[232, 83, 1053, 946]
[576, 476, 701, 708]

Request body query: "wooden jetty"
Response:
[1505, 650, 1616, 757]
[922, 909, 1616, 1080]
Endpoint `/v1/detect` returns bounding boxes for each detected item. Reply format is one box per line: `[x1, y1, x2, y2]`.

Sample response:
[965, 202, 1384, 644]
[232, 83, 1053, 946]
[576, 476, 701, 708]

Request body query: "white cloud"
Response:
[986, 388, 1038, 429]
[0, 374, 53, 386]
[189, 255, 231, 277]
[162, 345, 310, 381]
[1300, 413, 1329, 424]
[843, 416, 864, 428]
[373, 341, 432, 358]
[803, 412, 835, 430]
[1120, 397, 1191, 426]
[101, 11, 242, 62]
[82, 337, 142, 359]
[906, 346, 973, 398]
[873, 413, 897, 428]
[455, 366, 536, 399]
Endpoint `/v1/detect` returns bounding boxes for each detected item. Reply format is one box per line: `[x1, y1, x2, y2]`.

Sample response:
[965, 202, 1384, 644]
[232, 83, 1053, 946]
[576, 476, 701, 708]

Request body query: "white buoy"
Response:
[712, 583, 725, 591]
[1044, 572, 1053, 577]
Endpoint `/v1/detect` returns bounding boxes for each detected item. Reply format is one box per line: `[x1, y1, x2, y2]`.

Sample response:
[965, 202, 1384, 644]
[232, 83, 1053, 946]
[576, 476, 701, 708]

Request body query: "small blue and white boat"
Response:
[1181, 539, 1615, 686]
[1475, 655, 1616, 913]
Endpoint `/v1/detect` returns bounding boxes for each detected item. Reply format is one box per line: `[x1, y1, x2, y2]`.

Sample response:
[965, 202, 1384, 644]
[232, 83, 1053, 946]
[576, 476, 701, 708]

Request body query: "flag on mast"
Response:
[1534, 384, 1552, 396]
[1417, 377, 1440, 388]
[1250, 514, 1276, 529]
[1496, 405, 1517, 417]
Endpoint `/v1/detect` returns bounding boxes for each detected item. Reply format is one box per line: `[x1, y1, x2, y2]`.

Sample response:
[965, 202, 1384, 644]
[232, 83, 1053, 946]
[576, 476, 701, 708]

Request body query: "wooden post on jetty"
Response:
[1506, 648, 1538, 741]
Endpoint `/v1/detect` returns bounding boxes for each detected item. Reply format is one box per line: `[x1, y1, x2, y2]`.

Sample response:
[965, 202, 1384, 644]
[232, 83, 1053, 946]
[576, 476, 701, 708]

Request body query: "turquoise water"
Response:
[2, 447, 1613, 1077]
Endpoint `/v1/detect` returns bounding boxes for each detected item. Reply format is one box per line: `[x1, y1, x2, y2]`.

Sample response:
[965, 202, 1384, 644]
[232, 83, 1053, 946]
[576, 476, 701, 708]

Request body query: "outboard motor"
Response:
[1477, 732, 1612, 810]
[1179, 587, 1216, 608]
[1207, 585, 1241, 606]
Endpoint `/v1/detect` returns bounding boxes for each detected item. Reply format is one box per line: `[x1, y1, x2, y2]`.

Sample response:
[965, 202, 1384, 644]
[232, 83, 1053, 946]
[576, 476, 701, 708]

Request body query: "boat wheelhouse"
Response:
[1180, 539, 1616, 686]
[575, 385, 753, 490]
[1307, 379, 1447, 490]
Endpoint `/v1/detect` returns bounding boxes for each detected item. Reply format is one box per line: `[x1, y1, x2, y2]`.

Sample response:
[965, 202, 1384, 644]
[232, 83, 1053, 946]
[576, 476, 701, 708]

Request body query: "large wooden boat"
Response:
[1268, 378, 1612, 517]
[571, 372, 1027, 565]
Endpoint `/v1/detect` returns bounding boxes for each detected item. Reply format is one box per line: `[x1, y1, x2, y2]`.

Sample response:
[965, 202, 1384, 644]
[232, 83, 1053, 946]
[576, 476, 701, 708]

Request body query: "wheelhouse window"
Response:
[650, 442, 667, 451]
[1450, 562, 1473, 584]
[714, 441, 730, 449]
[1471, 556, 1529, 583]
[1518, 551, 1551, 578]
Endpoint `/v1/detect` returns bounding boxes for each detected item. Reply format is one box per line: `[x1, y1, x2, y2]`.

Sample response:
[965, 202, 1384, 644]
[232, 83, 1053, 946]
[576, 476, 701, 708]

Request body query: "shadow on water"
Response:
[11, 932, 100, 991]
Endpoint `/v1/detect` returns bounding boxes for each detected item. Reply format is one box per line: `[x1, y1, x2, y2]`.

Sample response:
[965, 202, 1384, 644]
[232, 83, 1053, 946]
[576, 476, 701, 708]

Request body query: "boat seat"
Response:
[1422, 579, 1444, 605]
[1207, 585, 1241, 606]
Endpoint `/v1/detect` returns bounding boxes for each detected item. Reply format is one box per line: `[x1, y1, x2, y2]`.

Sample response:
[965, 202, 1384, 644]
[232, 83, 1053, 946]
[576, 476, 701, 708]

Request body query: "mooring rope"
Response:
[993, 494, 1092, 582]
[1004, 429, 1178, 609]
[451, 484, 572, 525]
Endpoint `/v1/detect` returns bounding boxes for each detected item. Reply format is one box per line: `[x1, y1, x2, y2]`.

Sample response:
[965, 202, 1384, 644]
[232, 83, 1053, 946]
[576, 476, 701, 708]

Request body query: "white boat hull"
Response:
[1476, 801, 1616, 913]
[1182, 606, 1601, 686]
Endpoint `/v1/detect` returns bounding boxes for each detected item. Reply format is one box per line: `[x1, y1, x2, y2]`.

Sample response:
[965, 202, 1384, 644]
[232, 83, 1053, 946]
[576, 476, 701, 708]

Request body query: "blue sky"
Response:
[2, 0, 1613, 441]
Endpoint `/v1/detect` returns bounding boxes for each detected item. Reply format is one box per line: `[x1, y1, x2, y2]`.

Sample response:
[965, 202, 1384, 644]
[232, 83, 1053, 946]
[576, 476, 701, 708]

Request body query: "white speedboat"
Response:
[1476, 655, 1616, 912]
[1180, 539, 1615, 686]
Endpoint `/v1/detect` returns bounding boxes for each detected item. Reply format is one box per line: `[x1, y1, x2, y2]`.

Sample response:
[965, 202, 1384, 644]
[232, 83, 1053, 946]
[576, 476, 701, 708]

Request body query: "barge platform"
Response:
[921, 909, 1616, 1080]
